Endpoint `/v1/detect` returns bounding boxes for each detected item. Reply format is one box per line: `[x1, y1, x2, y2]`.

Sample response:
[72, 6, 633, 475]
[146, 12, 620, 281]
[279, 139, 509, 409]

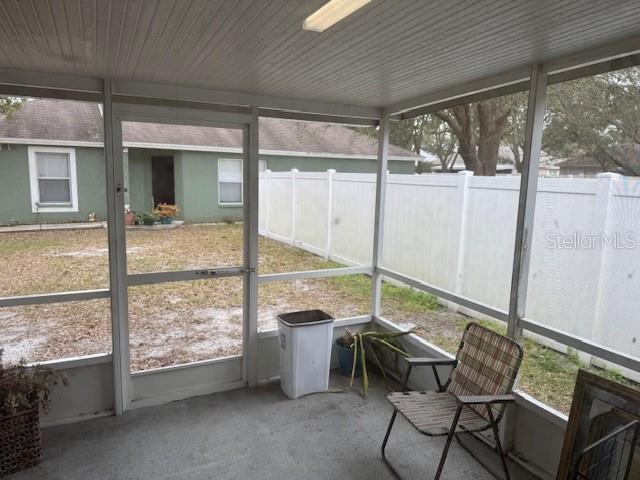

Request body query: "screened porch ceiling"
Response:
[0, 0, 639, 112]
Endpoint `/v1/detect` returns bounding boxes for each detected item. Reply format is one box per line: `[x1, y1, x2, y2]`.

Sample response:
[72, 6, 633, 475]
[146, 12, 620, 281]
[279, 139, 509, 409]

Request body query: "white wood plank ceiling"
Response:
[0, 0, 639, 108]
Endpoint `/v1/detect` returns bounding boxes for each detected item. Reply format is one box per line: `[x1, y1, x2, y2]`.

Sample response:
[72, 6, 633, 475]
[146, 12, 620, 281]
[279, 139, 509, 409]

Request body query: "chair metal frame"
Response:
[381, 323, 523, 480]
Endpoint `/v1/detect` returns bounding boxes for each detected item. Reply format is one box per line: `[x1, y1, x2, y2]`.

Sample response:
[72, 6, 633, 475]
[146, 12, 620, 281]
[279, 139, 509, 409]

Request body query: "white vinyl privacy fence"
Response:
[259, 169, 640, 373]
[259, 169, 376, 266]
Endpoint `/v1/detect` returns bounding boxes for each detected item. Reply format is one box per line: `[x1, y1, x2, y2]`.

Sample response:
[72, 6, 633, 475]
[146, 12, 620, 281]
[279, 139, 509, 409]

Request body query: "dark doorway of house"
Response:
[152, 156, 175, 205]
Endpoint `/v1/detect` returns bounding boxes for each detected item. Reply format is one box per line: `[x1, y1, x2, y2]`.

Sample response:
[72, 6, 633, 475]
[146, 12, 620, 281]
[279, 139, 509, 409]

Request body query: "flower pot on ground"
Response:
[336, 338, 361, 377]
[124, 209, 136, 225]
[154, 203, 179, 225]
[0, 349, 67, 476]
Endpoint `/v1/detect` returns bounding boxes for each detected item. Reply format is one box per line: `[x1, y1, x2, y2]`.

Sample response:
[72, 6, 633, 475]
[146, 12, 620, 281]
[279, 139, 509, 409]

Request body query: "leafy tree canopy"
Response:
[354, 66, 640, 176]
[0, 96, 25, 117]
[544, 68, 640, 176]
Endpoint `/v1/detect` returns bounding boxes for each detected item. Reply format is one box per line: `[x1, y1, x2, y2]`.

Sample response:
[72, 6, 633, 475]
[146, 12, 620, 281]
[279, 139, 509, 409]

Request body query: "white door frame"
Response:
[106, 98, 258, 413]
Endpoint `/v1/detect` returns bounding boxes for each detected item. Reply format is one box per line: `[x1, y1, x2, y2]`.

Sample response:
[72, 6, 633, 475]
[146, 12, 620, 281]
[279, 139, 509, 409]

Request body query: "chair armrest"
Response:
[406, 357, 456, 367]
[402, 358, 455, 392]
[456, 394, 515, 405]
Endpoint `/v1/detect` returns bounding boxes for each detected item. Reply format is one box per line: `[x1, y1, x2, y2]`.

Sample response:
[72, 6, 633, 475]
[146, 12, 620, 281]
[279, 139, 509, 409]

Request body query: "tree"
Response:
[355, 66, 640, 177]
[433, 94, 527, 176]
[353, 115, 457, 172]
[359, 94, 526, 176]
[502, 93, 529, 173]
[0, 96, 24, 117]
[421, 116, 458, 172]
[543, 68, 640, 176]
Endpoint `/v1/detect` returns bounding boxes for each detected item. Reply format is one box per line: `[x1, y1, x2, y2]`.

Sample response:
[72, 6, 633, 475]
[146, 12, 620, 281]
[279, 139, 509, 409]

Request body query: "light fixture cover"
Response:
[303, 0, 372, 32]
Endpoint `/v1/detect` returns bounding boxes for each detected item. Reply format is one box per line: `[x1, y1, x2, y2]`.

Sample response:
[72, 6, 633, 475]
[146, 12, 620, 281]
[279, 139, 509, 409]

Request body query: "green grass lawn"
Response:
[322, 270, 640, 415]
[1, 223, 637, 413]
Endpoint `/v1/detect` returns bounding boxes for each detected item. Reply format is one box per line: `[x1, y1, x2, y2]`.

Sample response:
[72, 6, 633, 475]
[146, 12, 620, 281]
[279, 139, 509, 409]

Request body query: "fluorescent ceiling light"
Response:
[303, 0, 372, 32]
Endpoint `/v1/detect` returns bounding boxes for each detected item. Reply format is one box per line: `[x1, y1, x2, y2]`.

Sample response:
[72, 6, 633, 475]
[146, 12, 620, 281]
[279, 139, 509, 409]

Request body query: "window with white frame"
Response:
[28, 146, 78, 212]
[218, 158, 242, 205]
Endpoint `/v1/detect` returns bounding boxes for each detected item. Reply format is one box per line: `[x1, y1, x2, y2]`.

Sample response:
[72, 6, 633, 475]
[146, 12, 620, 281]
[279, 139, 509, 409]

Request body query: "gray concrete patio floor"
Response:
[9, 373, 537, 480]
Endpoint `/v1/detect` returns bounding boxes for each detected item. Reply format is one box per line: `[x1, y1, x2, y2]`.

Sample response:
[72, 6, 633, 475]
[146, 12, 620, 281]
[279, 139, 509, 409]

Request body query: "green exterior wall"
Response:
[126, 149, 244, 223]
[0, 145, 107, 225]
[127, 148, 155, 214]
[262, 155, 414, 174]
[175, 150, 244, 223]
[0, 145, 416, 225]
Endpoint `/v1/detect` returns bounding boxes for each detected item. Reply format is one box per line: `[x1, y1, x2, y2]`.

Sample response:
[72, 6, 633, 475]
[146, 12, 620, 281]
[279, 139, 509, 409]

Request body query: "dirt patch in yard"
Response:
[0, 299, 112, 365]
[0, 224, 370, 371]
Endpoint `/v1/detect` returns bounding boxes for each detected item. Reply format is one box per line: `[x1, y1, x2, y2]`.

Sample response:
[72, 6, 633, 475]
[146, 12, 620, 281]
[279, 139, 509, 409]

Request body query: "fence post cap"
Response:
[327, 169, 337, 174]
[458, 170, 474, 176]
[596, 172, 622, 179]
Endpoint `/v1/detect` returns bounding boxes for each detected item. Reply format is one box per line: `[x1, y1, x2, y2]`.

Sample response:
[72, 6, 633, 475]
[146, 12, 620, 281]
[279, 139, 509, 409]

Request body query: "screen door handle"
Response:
[195, 267, 254, 277]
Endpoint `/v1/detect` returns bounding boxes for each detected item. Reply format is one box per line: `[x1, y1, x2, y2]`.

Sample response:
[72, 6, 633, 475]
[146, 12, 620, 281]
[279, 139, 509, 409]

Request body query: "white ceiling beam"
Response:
[397, 81, 530, 120]
[0, 67, 382, 120]
[384, 67, 531, 117]
[258, 108, 379, 126]
[112, 79, 382, 120]
[542, 34, 640, 75]
[3, 32, 639, 121]
[0, 68, 103, 94]
[384, 34, 640, 118]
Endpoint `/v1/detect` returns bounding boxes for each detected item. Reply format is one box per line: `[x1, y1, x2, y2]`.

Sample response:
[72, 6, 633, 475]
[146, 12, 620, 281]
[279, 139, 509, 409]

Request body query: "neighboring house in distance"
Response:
[421, 146, 515, 175]
[556, 147, 640, 177]
[422, 146, 562, 176]
[556, 154, 608, 176]
[0, 99, 418, 225]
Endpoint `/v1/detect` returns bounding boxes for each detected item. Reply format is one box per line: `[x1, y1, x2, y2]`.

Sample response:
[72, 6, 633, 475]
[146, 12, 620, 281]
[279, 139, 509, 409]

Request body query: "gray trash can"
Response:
[277, 310, 334, 399]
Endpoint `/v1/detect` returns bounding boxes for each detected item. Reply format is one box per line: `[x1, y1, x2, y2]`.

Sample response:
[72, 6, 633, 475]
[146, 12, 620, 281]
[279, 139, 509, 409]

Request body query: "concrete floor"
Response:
[9, 375, 536, 480]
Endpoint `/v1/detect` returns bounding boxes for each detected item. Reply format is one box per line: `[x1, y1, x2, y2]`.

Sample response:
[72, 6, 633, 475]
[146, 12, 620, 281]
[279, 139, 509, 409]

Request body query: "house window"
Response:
[28, 146, 78, 212]
[218, 158, 243, 205]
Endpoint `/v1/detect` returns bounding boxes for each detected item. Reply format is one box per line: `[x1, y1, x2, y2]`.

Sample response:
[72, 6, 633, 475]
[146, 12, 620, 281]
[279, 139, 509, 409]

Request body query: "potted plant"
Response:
[124, 206, 136, 226]
[336, 330, 362, 377]
[136, 211, 157, 226]
[336, 328, 413, 399]
[154, 203, 179, 225]
[0, 349, 67, 476]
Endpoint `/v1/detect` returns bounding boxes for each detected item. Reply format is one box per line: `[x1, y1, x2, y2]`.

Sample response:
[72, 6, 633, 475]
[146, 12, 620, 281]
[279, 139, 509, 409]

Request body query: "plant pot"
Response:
[124, 212, 136, 225]
[0, 408, 41, 476]
[160, 217, 173, 225]
[336, 343, 361, 377]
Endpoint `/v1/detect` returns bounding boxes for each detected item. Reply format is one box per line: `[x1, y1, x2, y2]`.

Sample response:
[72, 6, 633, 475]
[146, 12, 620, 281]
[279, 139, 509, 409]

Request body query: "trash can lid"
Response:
[277, 309, 334, 327]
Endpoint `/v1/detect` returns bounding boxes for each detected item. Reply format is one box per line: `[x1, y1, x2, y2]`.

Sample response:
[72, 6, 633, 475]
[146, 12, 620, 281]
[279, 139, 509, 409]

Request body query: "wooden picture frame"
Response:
[558, 370, 640, 480]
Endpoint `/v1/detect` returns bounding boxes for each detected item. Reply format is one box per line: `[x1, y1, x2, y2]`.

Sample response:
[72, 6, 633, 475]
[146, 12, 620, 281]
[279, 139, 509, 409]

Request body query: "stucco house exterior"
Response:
[0, 99, 418, 225]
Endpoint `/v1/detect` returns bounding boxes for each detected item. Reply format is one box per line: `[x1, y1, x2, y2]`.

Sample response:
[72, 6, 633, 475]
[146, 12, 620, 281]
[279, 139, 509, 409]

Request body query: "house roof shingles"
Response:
[0, 98, 103, 143]
[0, 98, 417, 159]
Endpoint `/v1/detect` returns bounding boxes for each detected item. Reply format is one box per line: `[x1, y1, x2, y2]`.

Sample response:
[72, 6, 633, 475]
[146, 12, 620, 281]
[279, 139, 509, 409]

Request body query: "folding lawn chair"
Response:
[381, 322, 523, 480]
